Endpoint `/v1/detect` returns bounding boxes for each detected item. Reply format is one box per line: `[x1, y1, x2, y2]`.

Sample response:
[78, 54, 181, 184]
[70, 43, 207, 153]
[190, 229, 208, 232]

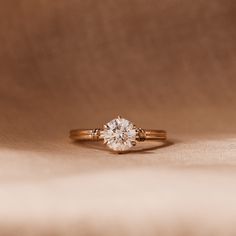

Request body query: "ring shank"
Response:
[70, 129, 167, 141]
[144, 130, 167, 140]
[70, 129, 103, 141]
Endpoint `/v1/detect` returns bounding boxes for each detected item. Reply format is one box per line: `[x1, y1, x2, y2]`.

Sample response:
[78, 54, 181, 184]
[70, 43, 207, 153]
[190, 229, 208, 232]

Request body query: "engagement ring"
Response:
[70, 116, 167, 153]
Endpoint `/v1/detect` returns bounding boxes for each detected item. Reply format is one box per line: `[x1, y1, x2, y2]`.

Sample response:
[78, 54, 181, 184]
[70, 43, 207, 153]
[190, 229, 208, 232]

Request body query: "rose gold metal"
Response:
[69, 129, 103, 141]
[69, 128, 167, 142]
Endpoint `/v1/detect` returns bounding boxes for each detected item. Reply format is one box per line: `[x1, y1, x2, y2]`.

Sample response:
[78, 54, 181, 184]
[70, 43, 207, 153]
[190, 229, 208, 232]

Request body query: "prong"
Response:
[104, 124, 108, 129]
[118, 115, 121, 119]
[131, 141, 136, 146]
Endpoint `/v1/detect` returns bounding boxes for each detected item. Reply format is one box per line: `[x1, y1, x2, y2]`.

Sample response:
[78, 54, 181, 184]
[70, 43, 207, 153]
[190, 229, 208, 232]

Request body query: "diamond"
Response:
[101, 117, 137, 151]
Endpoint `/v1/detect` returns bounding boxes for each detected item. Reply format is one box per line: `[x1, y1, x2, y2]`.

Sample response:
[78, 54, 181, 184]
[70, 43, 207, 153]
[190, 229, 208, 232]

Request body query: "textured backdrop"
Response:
[0, 0, 236, 235]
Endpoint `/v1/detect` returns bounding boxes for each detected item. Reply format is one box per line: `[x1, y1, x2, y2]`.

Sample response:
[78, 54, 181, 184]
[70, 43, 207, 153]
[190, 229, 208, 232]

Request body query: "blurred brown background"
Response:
[0, 0, 236, 235]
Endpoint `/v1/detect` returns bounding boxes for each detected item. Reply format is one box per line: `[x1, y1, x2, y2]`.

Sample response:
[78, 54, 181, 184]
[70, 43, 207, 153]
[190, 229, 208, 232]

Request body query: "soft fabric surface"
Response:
[0, 0, 236, 235]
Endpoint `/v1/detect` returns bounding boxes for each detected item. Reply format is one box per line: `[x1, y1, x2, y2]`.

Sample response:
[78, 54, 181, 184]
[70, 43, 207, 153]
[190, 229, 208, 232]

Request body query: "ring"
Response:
[70, 116, 167, 152]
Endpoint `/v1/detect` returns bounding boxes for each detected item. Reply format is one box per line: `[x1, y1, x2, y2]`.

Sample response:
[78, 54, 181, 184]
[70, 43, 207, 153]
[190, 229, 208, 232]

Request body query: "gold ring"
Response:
[70, 116, 167, 152]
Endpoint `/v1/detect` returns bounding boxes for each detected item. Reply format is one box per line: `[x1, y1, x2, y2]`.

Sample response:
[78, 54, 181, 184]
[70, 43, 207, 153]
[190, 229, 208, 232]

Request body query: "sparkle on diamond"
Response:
[101, 117, 137, 151]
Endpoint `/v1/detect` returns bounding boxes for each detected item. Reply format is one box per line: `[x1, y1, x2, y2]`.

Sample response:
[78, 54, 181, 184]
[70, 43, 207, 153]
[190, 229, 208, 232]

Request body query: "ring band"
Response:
[70, 129, 167, 141]
[70, 116, 167, 152]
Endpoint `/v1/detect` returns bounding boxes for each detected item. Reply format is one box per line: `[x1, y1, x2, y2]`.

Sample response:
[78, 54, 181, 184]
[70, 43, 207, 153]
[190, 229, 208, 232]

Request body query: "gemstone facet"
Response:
[101, 117, 137, 151]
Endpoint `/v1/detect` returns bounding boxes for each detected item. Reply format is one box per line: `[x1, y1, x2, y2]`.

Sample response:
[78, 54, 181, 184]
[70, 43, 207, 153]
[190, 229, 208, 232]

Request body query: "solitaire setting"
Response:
[70, 116, 167, 153]
[101, 117, 137, 151]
